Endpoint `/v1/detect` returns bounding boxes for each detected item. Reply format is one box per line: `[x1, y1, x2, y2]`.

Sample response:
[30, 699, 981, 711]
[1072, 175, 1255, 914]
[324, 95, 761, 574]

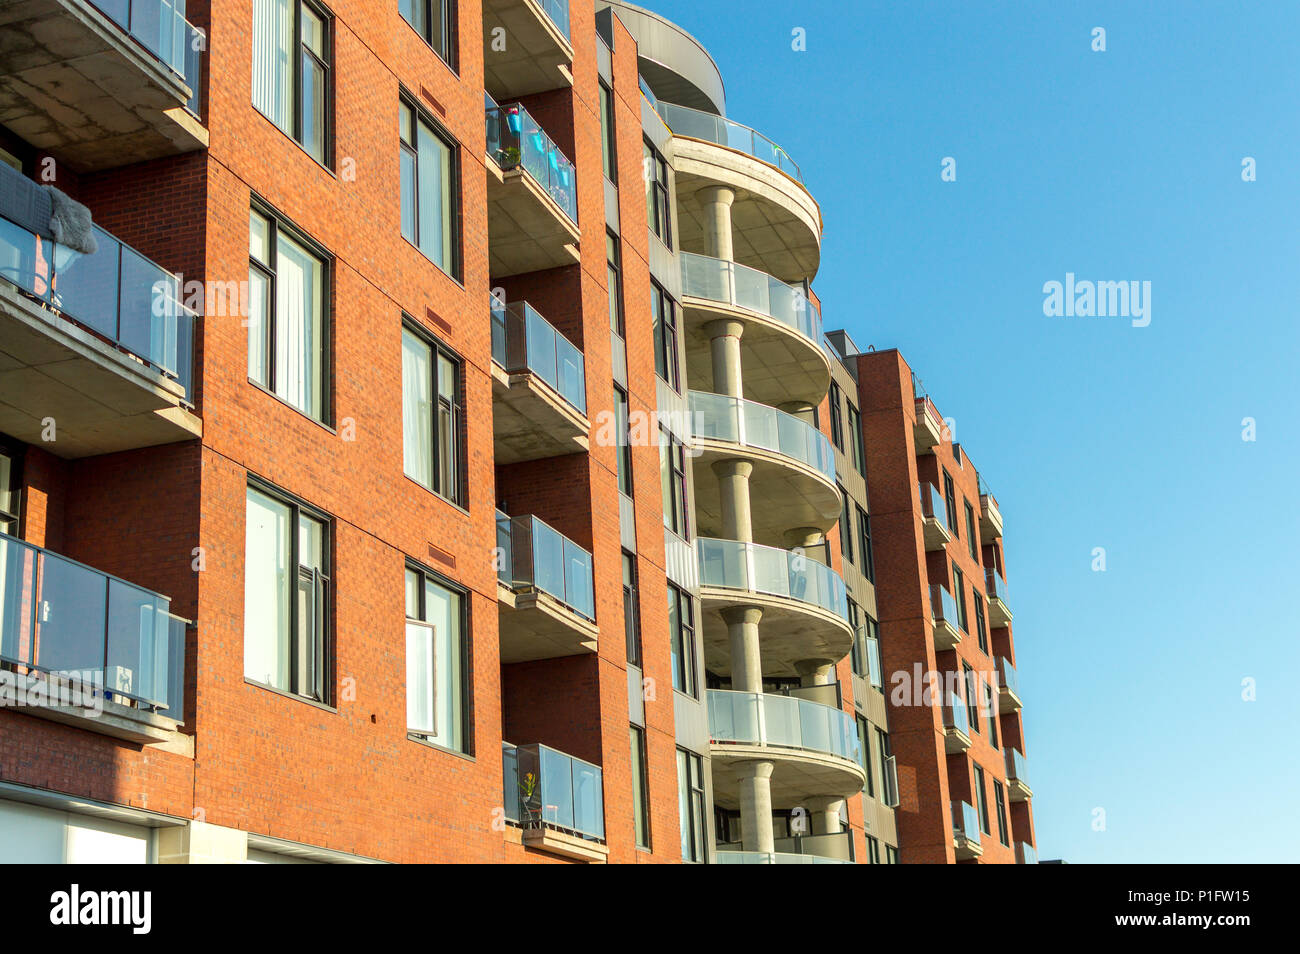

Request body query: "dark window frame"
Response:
[404, 559, 473, 755]
[400, 0, 458, 72]
[651, 281, 679, 390]
[630, 724, 651, 849]
[253, 0, 335, 166]
[994, 780, 1010, 846]
[0, 435, 24, 537]
[669, 582, 698, 698]
[607, 231, 625, 336]
[660, 428, 689, 539]
[399, 92, 464, 280]
[622, 550, 641, 666]
[828, 381, 844, 450]
[643, 139, 671, 248]
[599, 81, 617, 184]
[402, 316, 465, 506]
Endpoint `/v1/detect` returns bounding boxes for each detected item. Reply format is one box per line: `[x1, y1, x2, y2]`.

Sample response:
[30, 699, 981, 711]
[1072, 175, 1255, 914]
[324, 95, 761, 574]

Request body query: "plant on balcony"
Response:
[497, 146, 522, 168]
[519, 771, 542, 827]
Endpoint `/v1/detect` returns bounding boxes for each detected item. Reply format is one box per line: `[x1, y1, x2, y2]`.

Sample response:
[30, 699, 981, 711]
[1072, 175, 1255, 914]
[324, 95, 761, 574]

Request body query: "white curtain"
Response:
[275, 234, 322, 418]
[244, 488, 290, 689]
[252, 0, 293, 132]
[416, 122, 452, 269]
[406, 619, 435, 736]
[402, 330, 433, 488]
[424, 580, 461, 751]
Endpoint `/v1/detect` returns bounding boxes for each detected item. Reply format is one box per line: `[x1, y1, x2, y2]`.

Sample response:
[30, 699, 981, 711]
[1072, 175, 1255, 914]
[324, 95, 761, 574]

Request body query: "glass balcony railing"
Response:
[697, 537, 849, 621]
[93, 0, 204, 113]
[997, 656, 1019, 696]
[490, 297, 586, 414]
[708, 689, 861, 764]
[0, 532, 186, 718]
[535, 0, 570, 42]
[502, 742, 605, 842]
[1016, 842, 1037, 865]
[929, 585, 961, 630]
[953, 800, 981, 844]
[680, 251, 822, 346]
[496, 511, 595, 621]
[943, 692, 969, 734]
[919, 481, 947, 525]
[0, 210, 196, 401]
[485, 95, 577, 222]
[653, 100, 804, 183]
[986, 568, 1010, 606]
[1006, 748, 1030, 787]
[715, 831, 855, 864]
[688, 390, 834, 482]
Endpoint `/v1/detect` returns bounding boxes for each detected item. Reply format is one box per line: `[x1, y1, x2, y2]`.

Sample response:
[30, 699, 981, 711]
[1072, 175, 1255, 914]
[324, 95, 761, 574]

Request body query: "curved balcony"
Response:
[707, 689, 866, 807]
[688, 390, 839, 545]
[656, 100, 820, 282]
[696, 538, 852, 678]
[679, 252, 830, 408]
[715, 831, 856, 864]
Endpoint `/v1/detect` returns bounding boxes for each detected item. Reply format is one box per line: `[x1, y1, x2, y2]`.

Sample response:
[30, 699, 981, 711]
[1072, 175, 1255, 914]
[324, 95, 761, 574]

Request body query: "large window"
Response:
[886, 844, 899, 864]
[866, 836, 881, 864]
[402, 323, 462, 504]
[974, 764, 991, 835]
[252, 0, 331, 163]
[677, 748, 705, 862]
[405, 564, 468, 753]
[622, 551, 641, 666]
[963, 662, 979, 732]
[964, 500, 978, 560]
[0, 437, 21, 535]
[984, 678, 998, 743]
[828, 381, 844, 450]
[943, 470, 959, 533]
[249, 206, 329, 422]
[952, 564, 967, 631]
[400, 98, 460, 276]
[614, 386, 633, 495]
[644, 140, 671, 247]
[838, 486, 853, 565]
[400, 0, 455, 67]
[876, 729, 894, 805]
[973, 592, 988, 655]
[244, 483, 330, 702]
[630, 726, 650, 849]
[659, 428, 688, 538]
[668, 583, 697, 697]
[599, 82, 617, 183]
[607, 232, 624, 335]
[846, 402, 865, 475]
[857, 715, 873, 797]
[651, 282, 678, 389]
[993, 780, 1009, 846]
[859, 511, 875, 583]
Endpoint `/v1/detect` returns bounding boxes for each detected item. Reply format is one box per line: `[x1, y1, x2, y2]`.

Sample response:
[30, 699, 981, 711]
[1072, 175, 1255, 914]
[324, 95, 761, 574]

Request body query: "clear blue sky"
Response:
[642, 0, 1300, 862]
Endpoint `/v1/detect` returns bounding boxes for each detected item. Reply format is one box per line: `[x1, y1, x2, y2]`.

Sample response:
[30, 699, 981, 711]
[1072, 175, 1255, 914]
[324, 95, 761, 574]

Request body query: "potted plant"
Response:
[519, 771, 542, 828]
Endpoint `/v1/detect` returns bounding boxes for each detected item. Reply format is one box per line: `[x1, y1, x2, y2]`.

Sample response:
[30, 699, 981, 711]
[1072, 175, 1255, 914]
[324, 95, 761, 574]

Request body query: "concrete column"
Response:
[778, 400, 816, 426]
[705, 318, 745, 399]
[794, 657, 835, 688]
[722, 605, 763, 692]
[736, 759, 776, 853]
[699, 185, 736, 262]
[713, 459, 754, 543]
[803, 796, 847, 838]
[783, 527, 825, 563]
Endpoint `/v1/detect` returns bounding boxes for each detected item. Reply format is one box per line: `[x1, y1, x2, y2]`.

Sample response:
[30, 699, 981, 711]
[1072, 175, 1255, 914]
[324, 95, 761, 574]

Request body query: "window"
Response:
[974, 593, 988, 655]
[994, 781, 1009, 846]
[852, 614, 880, 684]
[828, 381, 844, 450]
[607, 232, 624, 335]
[599, 82, 617, 183]
[847, 599, 861, 672]
[614, 386, 633, 496]
[838, 486, 853, 565]
[974, 765, 991, 835]
[963, 663, 979, 732]
[400, 0, 455, 67]
[0, 437, 21, 535]
[631, 726, 651, 848]
[964, 500, 978, 560]
[943, 470, 958, 533]
[622, 551, 641, 666]
[952, 564, 967, 631]
[668, 583, 697, 697]
[252, 0, 331, 163]
[244, 483, 330, 702]
[886, 844, 899, 864]
[846, 402, 865, 475]
[400, 98, 460, 276]
[659, 428, 688, 538]
[857, 716, 873, 797]
[866, 835, 881, 864]
[402, 323, 462, 503]
[651, 282, 678, 389]
[876, 729, 894, 805]
[405, 564, 468, 753]
[984, 679, 998, 742]
[644, 140, 671, 247]
[248, 206, 329, 422]
[677, 749, 705, 861]
[859, 511, 875, 583]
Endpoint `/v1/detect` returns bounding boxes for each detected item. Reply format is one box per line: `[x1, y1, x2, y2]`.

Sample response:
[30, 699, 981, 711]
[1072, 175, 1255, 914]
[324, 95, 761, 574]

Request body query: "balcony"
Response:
[979, 477, 1003, 540]
[502, 741, 607, 862]
[688, 390, 839, 545]
[716, 830, 855, 864]
[952, 799, 982, 860]
[485, 96, 579, 276]
[708, 689, 866, 805]
[655, 100, 819, 282]
[490, 298, 588, 463]
[942, 692, 971, 754]
[1006, 748, 1032, 801]
[996, 656, 1022, 712]
[0, 531, 186, 743]
[496, 512, 597, 662]
[914, 396, 943, 452]
[929, 584, 963, 650]
[1015, 841, 1037, 865]
[0, 0, 207, 172]
[0, 205, 200, 458]
[985, 569, 1012, 627]
[918, 481, 950, 551]
[696, 537, 852, 677]
[679, 251, 830, 408]
[482, 0, 573, 101]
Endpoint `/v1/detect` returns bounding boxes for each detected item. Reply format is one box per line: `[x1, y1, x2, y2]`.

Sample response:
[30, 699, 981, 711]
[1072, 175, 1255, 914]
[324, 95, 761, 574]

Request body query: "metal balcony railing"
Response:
[697, 537, 849, 621]
[707, 688, 860, 764]
[953, 800, 981, 844]
[929, 585, 962, 631]
[485, 95, 577, 222]
[688, 390, 834, 482]
[502, 742, 605, 841]
[490, 297, 586, 414]
[93, 0, 204, 114]
[919, 481, 948, 526]
[997, 656, 1019, 696]
[680, 251, 821, 346]
[496, 511, 594, 620]
[653, 100, 803, 183]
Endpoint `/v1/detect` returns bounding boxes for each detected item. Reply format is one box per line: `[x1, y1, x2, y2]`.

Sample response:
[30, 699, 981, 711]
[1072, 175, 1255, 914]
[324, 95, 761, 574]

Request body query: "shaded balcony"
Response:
[979, 476, 1003, 540]
[482, 0, 573, 101]
[490, 297, 588, 463]
[496, 511, 597, 662]
[914, 395, 943, 452]
[0, 0, 207, 172]
[715, 830, 855, 864]
[679, 251, 829, 408]
[485, 96, 579, 276]
[919, 480, 950, 551]
[996, 656, 1022, 712]
[952, 799, 982, 860]
[986, 568, 1012, 627]
[0, 531, 186, 743]
[929, 584, 963, 650]
[0, 206, 200, 458]
[502, 741, 607, 862]
[688, 389, 839, 545]
[942, 692, 971, 754]
[1006, 747, 1032, 801]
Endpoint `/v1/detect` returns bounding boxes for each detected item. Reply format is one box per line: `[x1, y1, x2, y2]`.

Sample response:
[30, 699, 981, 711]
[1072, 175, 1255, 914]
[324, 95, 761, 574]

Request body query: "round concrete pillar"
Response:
[699, 185, 736, 262]
[794, 657, 835, 688]
[803, 796, 847, 837]
[713, 459, 754, 544]
[736, 759, 776, 853]
[722, 605, 764, 692]
[704, 318, 746, 399]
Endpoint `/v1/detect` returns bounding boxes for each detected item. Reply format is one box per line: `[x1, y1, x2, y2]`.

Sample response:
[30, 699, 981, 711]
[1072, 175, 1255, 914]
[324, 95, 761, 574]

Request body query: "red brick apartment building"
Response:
[0, 0, 1033, 864]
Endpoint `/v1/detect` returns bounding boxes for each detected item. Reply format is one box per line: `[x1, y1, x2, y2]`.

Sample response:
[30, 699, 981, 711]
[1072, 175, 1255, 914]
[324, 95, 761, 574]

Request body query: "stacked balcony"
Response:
[0, 0, 207, 171]
[914, 395, 943, 453]
[978, 476, 1004, 540]
[715, 830, 855, 864]
[996, 656, 1023, 712]
[489, 297, 588, 462]
[919, 480, 950, 551]
[0, 531, 186, 743]
[502, 741, 607, 862]
[495, 511, 597, 662]
[986, 568, 1012, 627]
[929, 584, 963, 650]
[942, 691, 971, 754]
[482, 0, 573, 101]
[952, 799, 983, 860]
[485, 96, 580, 275]
[1006, 747, 1033, 801]
[1015, 841, 1037, 865]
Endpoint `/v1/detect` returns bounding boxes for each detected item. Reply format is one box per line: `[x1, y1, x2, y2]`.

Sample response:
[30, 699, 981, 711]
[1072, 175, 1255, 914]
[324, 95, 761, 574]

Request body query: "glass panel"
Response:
[539, 746, 574, 831]
[405, 619, 434, 735]
[529, 519, 565, 601]
[301, 54, 326, 162]
[34, 552, 106, 674]
[105, 578, 170, 708]
[244, 488, 291, 690]
[0, 536, 37, 666]
[53, 229, 120, 339]
[274, 231, 324, 419]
